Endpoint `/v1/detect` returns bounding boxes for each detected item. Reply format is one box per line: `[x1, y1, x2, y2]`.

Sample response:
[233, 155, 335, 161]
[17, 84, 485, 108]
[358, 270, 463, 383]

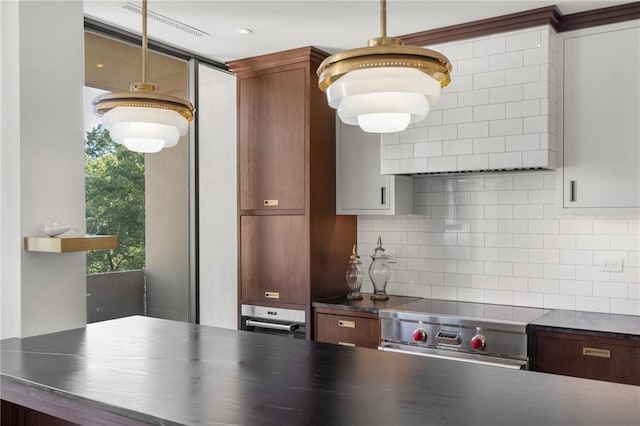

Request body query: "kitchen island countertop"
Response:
[2, 316, 639, 426]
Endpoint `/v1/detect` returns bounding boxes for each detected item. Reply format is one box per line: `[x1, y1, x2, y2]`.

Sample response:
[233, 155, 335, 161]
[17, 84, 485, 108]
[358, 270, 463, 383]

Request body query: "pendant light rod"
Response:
[141, 0, 148, 84]
[380, 0, 387, 38]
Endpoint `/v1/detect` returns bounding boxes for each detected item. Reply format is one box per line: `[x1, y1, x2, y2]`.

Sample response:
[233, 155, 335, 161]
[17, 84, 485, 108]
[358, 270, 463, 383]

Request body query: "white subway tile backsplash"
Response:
[529, 278, 559, 293]
[489, 51, 523, 71]
[473, 104, 505, 121]
[611, 235, 640, 251]
[529, 249, 559, 264]
[429, 156, 458, 173]
[432, 286, 458, 300]
[485, 261, 513, 276]
[543, 294, 576, 310]
[471, 274, 499, 289]
[443, 42, 474, 60]
[474, 36, 506, 56]
[523, 46, 549, 66]
[529, 219, 559, 234]
[513, 291, 544, 307]
[485, 289, 513, 305]
[489, 152, 522, 169]
[523, 81, 549, 100]
[513, 234, 543, 248]
[499, 276, 528, 291]
[499, 219, 528, 233]
[443, 107, 473, 125]
[576, 235, 610, 250]
[458, 287, 486, 303]
[560, 220, 593, 234]
[459, 89, 489, 107]
[544, 264, 575, 280]
[474, 70, 506, 89]
[506, 30, 541, 52]
[458, 122, 489, 139]
[457, 56, 490, 76]
[514, 262, 544, 278]
[513, 204, 543, 218]
[428, 124, 458, 142]
[471, 191, 499, 205]
[485, 233, 513, 247]
[506, 99, 541, 118]
[499, 190, 528, 204]
[594, 281, 628, 298]
[506, 65, 541, 85]
[610, 299, 640, 316]
[544, 234, 576, 249]
[445, 273, 471, 287]
[576, 296, 610, 313]
[458, 260, 485, 274]
[560, 250, 593, 266]
[499, 248, 528, 262]
[473, 137, 505, 154]
[523, 115, 549, 133]
[576, 266, 609, 282]
[490, 85, 523, 104]
[490, 118, 523, 136]
[559, 280, 593, 296]
[384, 144, 413, 160]
[415, 142, 442, 158]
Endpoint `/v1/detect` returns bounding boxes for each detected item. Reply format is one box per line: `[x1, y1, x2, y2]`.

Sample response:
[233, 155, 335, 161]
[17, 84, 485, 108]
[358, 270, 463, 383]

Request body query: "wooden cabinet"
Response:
[558, 21, 640, 213]
[240, 215, 308, 306]
[336, 121, 413, 215]
[528, 326, 640, 386]
[238, 67, 306, 212]
[228, 47, 357, 336]
[315, 307, 381, 349]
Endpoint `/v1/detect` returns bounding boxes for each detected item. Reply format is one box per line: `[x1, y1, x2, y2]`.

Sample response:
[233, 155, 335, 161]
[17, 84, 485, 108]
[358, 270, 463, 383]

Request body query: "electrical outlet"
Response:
[387, 252, 396, 263]
[600, 259, 623, 272]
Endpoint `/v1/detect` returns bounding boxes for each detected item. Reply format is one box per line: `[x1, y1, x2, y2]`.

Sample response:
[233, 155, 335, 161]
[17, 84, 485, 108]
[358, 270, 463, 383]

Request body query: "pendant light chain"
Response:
[141, 0, 148, 84]
[380, 0, 387, 38]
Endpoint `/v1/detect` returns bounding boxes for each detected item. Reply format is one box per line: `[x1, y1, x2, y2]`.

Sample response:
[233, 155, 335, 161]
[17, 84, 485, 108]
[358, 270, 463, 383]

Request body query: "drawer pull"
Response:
[583, 347, 610, 358]
[338, 341, 355, 347]
[263, 199, 279, 207]
[338, 320, 356, 328]
[264, 292, 280, 299]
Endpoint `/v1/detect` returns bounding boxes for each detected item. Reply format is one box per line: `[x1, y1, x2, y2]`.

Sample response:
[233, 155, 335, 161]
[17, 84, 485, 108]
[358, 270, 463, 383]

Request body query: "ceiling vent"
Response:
[121, 2, 209, 38]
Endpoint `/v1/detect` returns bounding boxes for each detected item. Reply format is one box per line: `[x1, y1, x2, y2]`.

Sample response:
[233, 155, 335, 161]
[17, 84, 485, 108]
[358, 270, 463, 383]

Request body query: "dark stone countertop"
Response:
[2, 316, 639, 426]
[529, 309, 640, 338]
[312, 293, 420, 314]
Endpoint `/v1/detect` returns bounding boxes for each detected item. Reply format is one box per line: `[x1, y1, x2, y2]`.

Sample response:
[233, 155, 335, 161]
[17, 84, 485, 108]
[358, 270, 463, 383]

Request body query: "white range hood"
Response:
[380, 25, 557, 175]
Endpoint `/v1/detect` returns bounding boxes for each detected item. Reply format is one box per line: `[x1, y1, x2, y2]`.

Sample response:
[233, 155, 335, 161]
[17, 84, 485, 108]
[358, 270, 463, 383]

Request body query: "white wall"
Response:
[1, 1, 86, 338]
[358, 171, 640, 316]
[198, 64, 238, 329]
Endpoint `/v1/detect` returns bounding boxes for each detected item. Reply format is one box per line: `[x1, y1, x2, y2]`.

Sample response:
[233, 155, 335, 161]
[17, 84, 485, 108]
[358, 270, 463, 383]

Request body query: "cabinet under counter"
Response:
[527, 310, 640, 385]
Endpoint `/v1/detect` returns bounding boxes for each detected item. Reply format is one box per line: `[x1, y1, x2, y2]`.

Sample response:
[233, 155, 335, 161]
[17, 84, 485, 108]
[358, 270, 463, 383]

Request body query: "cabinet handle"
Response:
[569, 180, 577, 202]
[263, 199, 279, 207]
[381, 187, 386, 205]
[264, 292, 280, 299]
[338, 320, 356, 328]
[582, 347, 610, 358]
[338, 341, 355, 347]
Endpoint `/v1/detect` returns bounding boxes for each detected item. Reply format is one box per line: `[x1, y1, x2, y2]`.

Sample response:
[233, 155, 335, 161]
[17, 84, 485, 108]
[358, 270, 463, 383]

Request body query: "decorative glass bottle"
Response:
[369, 236, 390, 300]
[345, 244, 363, 300]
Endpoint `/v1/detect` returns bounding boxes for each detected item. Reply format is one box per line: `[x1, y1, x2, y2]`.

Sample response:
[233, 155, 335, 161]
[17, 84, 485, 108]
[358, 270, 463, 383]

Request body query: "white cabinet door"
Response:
[336, 121, 413, 215]
[560, 21, 640, 212]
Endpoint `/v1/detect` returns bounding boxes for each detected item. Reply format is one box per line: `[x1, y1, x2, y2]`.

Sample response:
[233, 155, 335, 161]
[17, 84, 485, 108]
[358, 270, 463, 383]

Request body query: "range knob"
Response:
[471, 334, 485, 350]
[413, 328, 427, 342]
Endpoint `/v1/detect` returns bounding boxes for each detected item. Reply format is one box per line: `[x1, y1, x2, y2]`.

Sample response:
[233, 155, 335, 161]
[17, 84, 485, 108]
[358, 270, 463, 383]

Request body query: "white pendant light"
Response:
[317, 0, 452, 133]
[92, 0, 195, 153]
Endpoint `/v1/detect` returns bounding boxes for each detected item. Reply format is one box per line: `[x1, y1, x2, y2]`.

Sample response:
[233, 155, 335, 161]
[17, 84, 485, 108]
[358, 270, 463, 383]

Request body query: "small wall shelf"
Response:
[24, 235, 118, 253]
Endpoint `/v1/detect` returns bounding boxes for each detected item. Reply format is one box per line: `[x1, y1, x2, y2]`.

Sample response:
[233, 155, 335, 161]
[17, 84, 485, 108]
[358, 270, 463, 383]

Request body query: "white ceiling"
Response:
[84, 1, 628, 64]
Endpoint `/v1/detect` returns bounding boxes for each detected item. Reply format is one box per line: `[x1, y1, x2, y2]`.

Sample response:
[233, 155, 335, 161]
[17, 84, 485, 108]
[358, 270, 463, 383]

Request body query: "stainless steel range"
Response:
[379, 299, 548, 369]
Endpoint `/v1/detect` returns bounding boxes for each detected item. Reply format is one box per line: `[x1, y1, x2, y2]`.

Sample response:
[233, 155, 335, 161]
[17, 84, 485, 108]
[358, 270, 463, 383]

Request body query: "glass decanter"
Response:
[369, 236, 390, 300]
[345, 244, 363, 300]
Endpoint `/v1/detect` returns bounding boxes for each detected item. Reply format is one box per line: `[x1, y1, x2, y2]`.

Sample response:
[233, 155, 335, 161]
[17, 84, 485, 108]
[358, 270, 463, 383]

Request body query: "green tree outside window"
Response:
[85, 125, 145, 273]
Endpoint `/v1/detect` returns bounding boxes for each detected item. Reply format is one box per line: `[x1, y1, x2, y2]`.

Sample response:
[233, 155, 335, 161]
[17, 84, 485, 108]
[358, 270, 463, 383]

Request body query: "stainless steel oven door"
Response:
[241, 304, 306, 338]
[379, 343, 527, 370]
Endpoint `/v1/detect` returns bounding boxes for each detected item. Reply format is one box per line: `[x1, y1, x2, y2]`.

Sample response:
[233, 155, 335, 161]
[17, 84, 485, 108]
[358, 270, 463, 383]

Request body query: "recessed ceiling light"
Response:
[96, 63, 104, 68]
[235, 28, 253, 35]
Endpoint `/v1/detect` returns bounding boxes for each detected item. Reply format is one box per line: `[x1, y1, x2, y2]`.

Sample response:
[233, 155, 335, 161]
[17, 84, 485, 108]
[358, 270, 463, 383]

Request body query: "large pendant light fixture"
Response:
[317, 0, 452, 134]
[93, 0, 195, 153]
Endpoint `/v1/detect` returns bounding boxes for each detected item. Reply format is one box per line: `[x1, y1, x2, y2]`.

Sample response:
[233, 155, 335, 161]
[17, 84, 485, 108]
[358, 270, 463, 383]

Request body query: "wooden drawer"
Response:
[315, 312, 380, 349]
[530, 329, 640, 385]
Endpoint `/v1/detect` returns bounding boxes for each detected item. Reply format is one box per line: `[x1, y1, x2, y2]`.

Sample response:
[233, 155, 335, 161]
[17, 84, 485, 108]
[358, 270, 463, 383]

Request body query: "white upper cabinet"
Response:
[336, 121, 413, 215]
[558, 21, 640, 213]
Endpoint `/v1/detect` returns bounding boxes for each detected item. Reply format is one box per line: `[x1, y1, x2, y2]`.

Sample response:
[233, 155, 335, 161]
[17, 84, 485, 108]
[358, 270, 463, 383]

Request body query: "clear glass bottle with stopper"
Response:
[345, 244, 363, 300]
[369, 236, 390, 300]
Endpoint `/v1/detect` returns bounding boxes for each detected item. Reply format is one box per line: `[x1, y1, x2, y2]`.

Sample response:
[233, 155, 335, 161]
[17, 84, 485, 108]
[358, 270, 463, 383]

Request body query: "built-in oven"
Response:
[240, 304, 306, 339]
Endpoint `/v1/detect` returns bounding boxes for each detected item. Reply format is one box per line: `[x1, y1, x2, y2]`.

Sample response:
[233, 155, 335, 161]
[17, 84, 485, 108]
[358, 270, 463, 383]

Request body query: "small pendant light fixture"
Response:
[317, 0, 452, 134]
[93, 0, 195, 153]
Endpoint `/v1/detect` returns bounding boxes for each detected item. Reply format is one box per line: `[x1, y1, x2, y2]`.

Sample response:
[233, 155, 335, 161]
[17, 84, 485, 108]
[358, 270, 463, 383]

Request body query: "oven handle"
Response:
[245, 319, 299, 332]
[379, 345, 526, 370]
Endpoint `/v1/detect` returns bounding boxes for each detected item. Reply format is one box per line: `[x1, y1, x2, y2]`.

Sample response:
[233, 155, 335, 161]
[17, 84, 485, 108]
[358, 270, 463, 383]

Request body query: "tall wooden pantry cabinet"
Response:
[227, 47, 357, 339]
